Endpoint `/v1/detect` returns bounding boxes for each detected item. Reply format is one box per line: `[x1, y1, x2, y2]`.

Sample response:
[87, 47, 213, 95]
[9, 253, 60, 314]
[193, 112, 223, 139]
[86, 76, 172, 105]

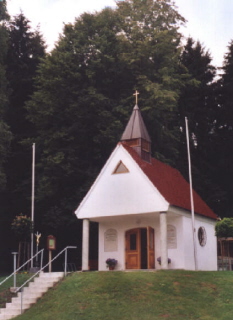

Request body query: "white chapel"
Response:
[75, 101, 218, 271]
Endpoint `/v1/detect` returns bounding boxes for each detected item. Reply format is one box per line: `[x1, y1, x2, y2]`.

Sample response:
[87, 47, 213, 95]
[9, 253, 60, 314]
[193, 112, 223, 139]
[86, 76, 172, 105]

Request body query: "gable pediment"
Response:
[75, 144, 169, 219]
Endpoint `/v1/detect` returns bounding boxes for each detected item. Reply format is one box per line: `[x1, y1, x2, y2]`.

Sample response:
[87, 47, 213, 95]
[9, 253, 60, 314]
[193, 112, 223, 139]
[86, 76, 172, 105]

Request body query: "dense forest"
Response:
[1, 0, 233, 271]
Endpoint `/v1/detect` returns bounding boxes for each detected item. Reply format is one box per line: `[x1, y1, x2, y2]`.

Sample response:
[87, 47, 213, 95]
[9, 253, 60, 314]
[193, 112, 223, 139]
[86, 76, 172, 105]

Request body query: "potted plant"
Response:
[106, 258, 117, 270]
[157, 256, 171, 265]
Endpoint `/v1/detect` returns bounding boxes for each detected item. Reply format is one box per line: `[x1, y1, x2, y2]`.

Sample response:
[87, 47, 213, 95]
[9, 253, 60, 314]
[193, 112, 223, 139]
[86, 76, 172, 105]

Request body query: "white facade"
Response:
[97, 210, 217, 271]
[75, 144, 217, 271]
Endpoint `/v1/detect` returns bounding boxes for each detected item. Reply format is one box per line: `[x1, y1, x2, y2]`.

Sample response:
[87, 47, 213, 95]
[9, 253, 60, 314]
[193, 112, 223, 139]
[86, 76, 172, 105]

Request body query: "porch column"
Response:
[160, 211, 168, 269]
[82, 219, 89, 271]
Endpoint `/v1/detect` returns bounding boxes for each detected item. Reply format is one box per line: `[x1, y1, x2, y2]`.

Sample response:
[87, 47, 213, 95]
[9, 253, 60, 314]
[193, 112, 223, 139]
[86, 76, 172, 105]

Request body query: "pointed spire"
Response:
[121, 104, 151, 163]
[121, 104, 151, 142]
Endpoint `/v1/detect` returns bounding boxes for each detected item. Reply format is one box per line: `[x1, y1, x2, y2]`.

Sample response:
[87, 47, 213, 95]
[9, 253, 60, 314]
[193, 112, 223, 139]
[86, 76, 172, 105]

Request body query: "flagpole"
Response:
[185, 117, 198, 271]
[31, 143, 35, 268]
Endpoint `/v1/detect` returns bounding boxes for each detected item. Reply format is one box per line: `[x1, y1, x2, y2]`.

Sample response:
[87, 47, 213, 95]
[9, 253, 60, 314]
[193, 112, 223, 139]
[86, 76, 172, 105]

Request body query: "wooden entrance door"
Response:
[147, 227, 155, 269]
[125, 229, 141, 269]
[125, 227, 155, 269]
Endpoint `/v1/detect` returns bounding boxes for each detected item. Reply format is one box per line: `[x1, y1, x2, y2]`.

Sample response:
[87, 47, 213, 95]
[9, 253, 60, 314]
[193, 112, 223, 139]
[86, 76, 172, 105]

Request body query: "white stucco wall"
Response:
[167, 216, 185, 269]
[183, 216, 196, 270]
[99, 214, 172, 271]
[154, 215, 187, 270]
[182, 215, 217, 271]
[195, 217, 217, 271]
[99, 220, 125, 271]
[97, 211, 217, 271]
[98, 213, 182, 271]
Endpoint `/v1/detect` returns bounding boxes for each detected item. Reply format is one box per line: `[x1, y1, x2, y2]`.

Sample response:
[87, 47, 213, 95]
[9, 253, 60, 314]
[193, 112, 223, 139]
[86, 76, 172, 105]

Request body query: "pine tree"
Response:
[0, 0, 12, 191]
[0, 0, 13, 273]
[4, 13, 46, 215]
[179, 37, 216, 144]
[177, 38, 222, 214]
[6, 13, 46, 137]
[214, 41, 233, 217]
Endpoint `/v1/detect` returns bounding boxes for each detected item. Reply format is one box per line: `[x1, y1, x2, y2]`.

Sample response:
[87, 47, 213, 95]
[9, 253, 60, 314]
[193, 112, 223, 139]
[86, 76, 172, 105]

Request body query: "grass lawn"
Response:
[6, 270, 233, 320]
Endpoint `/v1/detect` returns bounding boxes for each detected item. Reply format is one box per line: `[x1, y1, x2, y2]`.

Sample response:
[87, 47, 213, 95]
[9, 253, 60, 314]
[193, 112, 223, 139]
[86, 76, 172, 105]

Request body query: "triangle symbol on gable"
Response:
[113, 161, 129, 174]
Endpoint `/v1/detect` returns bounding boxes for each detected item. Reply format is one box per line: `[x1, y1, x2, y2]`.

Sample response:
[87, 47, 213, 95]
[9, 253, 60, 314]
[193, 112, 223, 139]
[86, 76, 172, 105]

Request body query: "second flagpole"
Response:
[185, 117, 198, 271]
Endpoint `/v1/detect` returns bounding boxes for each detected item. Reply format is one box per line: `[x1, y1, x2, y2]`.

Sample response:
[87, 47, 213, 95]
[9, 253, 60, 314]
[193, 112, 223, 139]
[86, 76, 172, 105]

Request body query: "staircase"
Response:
[0, 272, 64, 320]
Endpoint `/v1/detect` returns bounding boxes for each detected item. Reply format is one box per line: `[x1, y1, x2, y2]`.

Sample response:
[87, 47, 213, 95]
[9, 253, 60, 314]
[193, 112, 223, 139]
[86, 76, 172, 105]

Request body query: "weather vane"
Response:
[133, 90, 139, 104]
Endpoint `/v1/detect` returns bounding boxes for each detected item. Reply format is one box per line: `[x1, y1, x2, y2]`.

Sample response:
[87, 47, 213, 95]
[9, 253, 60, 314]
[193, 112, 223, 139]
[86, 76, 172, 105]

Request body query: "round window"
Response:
[198, 227, 207, 247]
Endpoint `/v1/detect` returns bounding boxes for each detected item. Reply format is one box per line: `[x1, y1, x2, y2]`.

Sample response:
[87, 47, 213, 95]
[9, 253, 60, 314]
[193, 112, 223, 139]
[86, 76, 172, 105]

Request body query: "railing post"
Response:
[65, 248, 67, 277]
[49, 250, 52, 273]
[12, 252, 18, 289]
[41, 249, 44, 270]
[21, 288, 23, 314]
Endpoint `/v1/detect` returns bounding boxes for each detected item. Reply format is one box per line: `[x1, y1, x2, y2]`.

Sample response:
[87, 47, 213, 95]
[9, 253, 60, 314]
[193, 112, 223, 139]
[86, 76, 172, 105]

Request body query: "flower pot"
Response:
[109, 265, 115, 270]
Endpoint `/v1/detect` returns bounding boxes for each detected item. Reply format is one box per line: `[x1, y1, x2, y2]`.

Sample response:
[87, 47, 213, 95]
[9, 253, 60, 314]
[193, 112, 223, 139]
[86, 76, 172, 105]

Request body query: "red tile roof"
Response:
[121, 142, 217, 220]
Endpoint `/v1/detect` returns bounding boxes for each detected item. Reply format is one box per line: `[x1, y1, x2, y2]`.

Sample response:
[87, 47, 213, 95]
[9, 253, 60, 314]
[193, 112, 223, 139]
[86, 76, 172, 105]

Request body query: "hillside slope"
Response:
[13, 270, 233, 320]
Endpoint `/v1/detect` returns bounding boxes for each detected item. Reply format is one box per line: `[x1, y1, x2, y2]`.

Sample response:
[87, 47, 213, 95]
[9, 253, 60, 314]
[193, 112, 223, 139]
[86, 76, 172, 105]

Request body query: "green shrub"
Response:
[215, 218, 233, 237]
[11, 214, 32, 241]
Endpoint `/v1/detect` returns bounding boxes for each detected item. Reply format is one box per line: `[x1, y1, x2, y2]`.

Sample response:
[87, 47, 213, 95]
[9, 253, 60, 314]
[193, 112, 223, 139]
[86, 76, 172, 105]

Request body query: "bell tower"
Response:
[120, 91, 151, 163]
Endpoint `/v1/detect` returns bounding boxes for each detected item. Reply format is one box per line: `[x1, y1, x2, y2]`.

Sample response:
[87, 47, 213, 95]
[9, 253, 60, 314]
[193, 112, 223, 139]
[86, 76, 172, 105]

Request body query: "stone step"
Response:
[27, 285, 51, 294]
[15, 290, 42, 299]
[0, 308, 23, 319]
[0, 272, 65, 320]
[0, 308, 22, 316]
[30, 279, 57, 288]
[0, 313, 22, 320]
[31, 276, 58, 283]
[27, 283, 50, 290]
[0, 314, 17, 320]
[22, 286, 48, 295]
[38, 272, 64, 278]
[11, 296, 38, 305]
[5, 301, 32, 310]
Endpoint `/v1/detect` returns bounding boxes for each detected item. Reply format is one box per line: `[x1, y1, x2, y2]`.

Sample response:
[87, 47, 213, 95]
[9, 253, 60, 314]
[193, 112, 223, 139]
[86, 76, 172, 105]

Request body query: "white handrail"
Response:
[0, 249, 44, 287]
[16, 246, 77, 293]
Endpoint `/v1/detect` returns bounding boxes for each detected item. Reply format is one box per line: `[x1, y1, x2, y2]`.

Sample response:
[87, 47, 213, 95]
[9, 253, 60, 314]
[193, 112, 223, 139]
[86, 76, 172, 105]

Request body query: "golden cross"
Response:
[133, 90, 139, 104]
[35, 231, 41, 246]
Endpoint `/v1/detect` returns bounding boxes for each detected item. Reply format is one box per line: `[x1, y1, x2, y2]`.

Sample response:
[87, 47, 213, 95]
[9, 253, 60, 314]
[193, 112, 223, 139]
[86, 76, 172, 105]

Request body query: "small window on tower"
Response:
[112, 161, 129, 174]
[142, 139, 150, 152]
[127, 139, 139, 147]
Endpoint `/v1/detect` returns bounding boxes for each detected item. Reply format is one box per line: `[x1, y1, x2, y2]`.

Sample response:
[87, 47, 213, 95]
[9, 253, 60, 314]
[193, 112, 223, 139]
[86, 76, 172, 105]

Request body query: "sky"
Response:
[6, 0, 233, 69]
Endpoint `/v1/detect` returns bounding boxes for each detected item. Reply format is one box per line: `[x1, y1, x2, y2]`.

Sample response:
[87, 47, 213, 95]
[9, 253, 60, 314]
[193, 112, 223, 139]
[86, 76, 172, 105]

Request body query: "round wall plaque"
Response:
[198, 227, 207, 247]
